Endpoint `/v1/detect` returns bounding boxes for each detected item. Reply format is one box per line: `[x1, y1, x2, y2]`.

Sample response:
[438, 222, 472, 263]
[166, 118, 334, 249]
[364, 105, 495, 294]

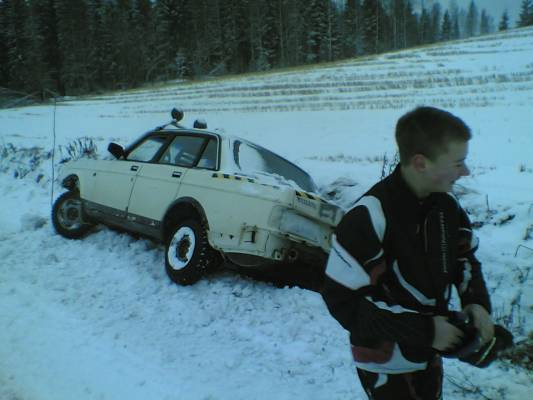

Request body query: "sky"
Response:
[427, 0, 523, 24]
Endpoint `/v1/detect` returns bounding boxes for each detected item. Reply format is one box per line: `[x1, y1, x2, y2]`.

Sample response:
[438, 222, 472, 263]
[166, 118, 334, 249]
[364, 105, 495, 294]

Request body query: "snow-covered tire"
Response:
[165, 219, 220, 286]
[52, 191, 93, 239]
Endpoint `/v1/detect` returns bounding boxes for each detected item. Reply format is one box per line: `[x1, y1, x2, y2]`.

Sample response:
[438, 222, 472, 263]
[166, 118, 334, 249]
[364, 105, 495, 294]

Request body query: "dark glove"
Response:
[459, 325, 514, 368]
[441, 311, 514, 368]
[440, 311, 483, 359]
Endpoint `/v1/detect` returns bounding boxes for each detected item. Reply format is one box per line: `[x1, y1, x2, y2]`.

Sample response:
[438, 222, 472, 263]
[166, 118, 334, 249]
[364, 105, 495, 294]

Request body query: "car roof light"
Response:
[194, 118, 207, 129]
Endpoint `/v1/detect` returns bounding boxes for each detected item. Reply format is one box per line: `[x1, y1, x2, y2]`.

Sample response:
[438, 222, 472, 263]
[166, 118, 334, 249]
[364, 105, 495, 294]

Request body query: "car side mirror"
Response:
[108, 142, 125, 159]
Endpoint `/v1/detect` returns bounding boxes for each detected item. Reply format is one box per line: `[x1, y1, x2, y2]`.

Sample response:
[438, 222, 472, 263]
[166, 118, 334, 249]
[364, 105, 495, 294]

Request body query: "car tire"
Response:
[165, 219, 220, 285]
[52, 191, 93, 239]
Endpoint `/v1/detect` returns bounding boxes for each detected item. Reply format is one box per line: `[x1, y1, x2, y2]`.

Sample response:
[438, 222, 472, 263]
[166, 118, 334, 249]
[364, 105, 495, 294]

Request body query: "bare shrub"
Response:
[0, 143, 52, 179]
[58, 137, 98, 163]
[524, 225, 533, 241]
[501, 332, 533, 371]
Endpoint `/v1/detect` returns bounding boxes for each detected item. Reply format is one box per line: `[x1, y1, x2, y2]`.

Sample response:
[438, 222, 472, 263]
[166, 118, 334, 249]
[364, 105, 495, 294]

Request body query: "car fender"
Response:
[57, 159, 98, 198]
[162, 197, 209, 239]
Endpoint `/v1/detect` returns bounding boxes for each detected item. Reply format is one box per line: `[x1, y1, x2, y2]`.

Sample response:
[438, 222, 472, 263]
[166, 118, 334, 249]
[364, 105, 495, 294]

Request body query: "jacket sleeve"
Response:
[454, 207, 492, 313]
[321, 198, 434, 348]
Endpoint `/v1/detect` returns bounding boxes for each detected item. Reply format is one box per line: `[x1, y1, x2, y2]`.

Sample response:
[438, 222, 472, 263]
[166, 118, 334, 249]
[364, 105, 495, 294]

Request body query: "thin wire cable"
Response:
[50, 96, 57, 208]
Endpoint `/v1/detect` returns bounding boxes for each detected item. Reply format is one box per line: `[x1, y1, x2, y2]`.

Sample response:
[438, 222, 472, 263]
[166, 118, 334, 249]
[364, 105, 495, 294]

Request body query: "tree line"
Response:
[1, 0, 531, 100]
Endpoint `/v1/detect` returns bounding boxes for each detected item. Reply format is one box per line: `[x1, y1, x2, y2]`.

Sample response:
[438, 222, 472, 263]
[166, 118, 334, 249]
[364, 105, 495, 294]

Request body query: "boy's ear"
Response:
[411, 153, 428, 172]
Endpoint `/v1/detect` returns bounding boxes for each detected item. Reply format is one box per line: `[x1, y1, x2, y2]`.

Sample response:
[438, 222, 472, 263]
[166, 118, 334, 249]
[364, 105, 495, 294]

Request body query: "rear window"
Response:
[233, 141, 317, 193]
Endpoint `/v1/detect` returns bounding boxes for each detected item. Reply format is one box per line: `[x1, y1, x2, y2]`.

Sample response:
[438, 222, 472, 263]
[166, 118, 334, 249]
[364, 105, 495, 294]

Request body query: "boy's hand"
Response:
[463, 304, 494, 345]
[432, 315, 464, 351]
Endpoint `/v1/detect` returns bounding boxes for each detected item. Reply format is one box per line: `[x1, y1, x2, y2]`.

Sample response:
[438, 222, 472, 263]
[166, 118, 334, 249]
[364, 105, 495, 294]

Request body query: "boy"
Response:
[322, 107, 493, 399]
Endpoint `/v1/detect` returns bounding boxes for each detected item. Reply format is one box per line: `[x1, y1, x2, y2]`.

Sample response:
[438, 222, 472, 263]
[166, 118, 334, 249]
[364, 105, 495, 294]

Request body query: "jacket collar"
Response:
[384, 165, 437, 223]
[388, 164, 420, 204]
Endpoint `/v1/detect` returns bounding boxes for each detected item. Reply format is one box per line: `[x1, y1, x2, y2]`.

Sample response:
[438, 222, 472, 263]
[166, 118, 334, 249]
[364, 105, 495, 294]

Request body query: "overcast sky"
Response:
[427, 1, 523, 25]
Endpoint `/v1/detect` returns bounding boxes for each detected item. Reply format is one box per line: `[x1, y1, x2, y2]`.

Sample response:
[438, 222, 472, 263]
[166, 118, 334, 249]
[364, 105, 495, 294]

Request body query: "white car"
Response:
[52, 109, 343, 286]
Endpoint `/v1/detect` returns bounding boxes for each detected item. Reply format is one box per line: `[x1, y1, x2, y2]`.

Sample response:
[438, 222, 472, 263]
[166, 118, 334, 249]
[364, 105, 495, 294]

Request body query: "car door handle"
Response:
[172, 171, 182, 178]
[131, 165, 139, 171]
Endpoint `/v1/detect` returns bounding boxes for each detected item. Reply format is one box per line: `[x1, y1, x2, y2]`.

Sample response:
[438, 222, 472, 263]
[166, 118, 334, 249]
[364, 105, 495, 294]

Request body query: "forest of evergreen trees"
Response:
[1, 0, 533, 100]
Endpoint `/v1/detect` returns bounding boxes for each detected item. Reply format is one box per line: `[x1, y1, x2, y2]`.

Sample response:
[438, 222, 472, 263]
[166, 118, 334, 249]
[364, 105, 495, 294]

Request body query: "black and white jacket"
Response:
[322, 165, 491, 374]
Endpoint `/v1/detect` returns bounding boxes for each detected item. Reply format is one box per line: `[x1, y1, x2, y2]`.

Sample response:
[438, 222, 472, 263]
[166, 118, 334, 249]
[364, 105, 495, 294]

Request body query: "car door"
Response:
[84, 134, 169, 221]
[126, 134, 217, 230]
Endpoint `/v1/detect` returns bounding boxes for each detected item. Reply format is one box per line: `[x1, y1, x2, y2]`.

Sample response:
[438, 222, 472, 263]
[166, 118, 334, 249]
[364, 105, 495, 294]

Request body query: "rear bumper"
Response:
[218, 228, 327, 269]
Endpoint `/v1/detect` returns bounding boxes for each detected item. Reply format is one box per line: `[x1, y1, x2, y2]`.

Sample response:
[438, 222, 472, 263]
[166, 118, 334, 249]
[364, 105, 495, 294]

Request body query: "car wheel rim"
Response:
[58, 198, 83, 230]
[168, 227, 196, 271]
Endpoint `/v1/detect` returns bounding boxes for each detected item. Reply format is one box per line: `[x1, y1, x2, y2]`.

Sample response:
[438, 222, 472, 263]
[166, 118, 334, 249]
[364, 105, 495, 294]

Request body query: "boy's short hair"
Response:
[395, 106, 471, 164]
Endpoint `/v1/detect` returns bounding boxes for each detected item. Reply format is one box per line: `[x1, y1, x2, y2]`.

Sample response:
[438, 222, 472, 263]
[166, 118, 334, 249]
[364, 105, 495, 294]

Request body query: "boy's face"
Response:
[423, 140, 470, 193]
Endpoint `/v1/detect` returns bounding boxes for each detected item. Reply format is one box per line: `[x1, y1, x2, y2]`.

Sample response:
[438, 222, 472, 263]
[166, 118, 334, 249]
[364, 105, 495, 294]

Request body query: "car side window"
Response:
[159, 135, 206, 167]
[197, 139, 217, 169]
[127, 136, 168, 162]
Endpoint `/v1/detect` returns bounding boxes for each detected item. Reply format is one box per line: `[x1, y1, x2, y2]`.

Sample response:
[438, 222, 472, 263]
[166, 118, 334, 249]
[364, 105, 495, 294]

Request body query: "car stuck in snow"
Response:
[52, 109, 343, 286]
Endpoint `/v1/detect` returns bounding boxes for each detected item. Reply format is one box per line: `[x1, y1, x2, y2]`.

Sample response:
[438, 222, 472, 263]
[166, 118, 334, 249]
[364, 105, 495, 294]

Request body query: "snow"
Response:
[1, 27, 533, 399]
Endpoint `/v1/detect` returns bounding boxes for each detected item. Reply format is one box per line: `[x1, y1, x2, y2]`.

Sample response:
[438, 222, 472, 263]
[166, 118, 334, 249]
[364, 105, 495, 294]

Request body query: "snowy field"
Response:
[1, 27, 532, 399]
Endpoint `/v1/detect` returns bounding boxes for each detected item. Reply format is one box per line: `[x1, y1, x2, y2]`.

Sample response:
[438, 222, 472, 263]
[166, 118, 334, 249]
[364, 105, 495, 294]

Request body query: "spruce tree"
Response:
[85, 0, 105, 89]
[361, 0, 378, 54]
[261, 0, 282, 69]
[390, 0, 407, 50]
[129, 0, 154, 84]
[284, 0, 307, 66]
[304, 0, 328, 63]
[342, 0, 362, 56]
[449, 0, 461, 39]
[189, 0, 225, 76]
[24, 0, 52, 97]
[0, 0, 10, 87]
[430, 3, 441, 42]
[4, 0, 29, 91]
[153, 0, 188, 79]
[98, 1, 123, 88]
[55, 0, 92, 94]
[110, 0, 152, 87]
[404, 0, 419, 47]
[25, 0, 61, 96]
[378, 1, 392, 53]
[419, 7, 431, 44]
[321, 0, 343, 62]
[518, 0, 533, 27]
[186, 0, 207, 75]
[441, 10, 451, 41]
[499, 10, 509, 31]
[479, 9, 490, 35]
[218, 0, 250, 73]
[279, 0, 293, 67]
[235, 0, 252, 72]
[247, 0, 267, 71]
[465, 0, 478, 37]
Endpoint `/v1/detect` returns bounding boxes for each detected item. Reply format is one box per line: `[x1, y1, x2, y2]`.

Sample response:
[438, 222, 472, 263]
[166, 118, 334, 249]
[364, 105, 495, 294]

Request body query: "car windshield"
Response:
[233, 140, 317, 193]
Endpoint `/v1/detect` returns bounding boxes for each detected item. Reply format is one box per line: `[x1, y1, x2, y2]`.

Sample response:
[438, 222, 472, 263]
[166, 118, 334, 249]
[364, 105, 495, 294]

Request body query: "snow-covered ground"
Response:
[1, 27, 532, 400]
